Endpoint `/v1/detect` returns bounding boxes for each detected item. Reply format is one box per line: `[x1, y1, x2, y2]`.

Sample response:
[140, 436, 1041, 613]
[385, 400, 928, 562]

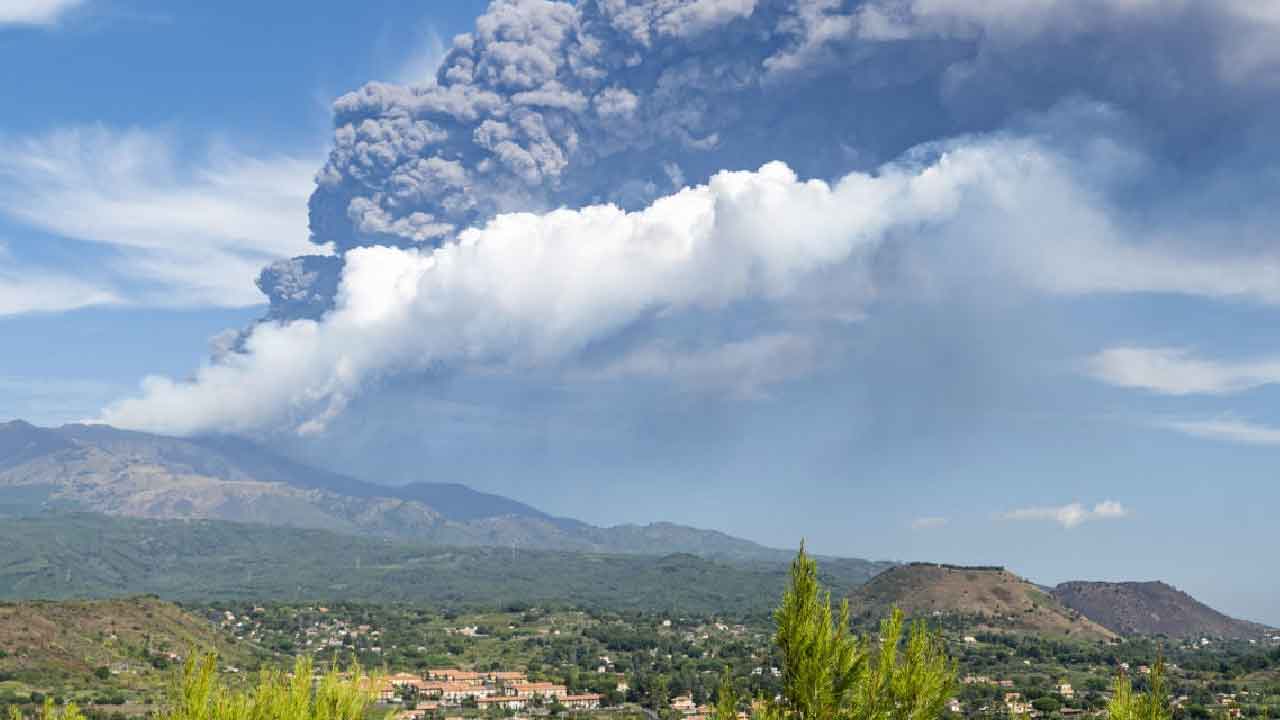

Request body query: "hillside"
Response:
[0, 596, 258, 702]
[849, 563, 1115, 640]
[0, 513, 891, 614]
[0, 420, 851, 563]
[1053, 581, 1274, 639]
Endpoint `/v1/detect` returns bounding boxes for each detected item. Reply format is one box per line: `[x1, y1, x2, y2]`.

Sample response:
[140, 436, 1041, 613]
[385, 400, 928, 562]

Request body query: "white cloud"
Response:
[1003, 500, 1128, 529]
[0, 268, 120, 315]
[1085, 347, 1280, 395]
[655, 0, 757, 38]
[0, 0, 83, 26]
[98, 121, 1280, 435]
[854, 0, 1280, 86]
[101, 146, 984, 434]
[0, 240, 119, 315]
[911, 516, 948, 530]
[1157, 416, 1280, 447]
[0, 125, 320, 309]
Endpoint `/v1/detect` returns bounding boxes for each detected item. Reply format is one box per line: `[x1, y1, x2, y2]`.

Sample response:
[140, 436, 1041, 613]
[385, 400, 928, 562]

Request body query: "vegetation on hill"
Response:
[849, 564, 1115, 641]
[1053, 581, 1274, 639]
[3, 547, 952, 720]
[0, 597, 260, 708]
[0, 514, 884, 614]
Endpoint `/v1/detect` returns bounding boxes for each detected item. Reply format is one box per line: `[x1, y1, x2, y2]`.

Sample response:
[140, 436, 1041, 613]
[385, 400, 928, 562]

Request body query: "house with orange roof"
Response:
[562, 694, 602, 710]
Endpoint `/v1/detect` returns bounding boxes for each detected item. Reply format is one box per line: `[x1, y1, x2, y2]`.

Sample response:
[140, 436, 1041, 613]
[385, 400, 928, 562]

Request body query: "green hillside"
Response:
[0, 513, 890, 615]
[0, 596, 259, 707]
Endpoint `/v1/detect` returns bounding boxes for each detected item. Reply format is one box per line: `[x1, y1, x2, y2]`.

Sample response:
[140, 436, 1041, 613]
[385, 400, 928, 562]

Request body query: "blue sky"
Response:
[2, 0, 1279, 625]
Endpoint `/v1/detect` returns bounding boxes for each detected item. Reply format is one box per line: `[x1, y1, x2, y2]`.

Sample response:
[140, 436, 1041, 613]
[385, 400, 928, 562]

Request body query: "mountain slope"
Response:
[0, 596, 258, 694]
[0, 420, 862, 564]
[1053, 581, 1274, 639]
[0, 513, 888, 613]
[0, 420, 72, 472]
[187, 433, 562, 523]
[850, 563, 1115, 640]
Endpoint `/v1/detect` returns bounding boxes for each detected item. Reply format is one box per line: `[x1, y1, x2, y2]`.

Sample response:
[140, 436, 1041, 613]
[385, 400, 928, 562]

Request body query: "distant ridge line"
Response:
[905, 561, 1007, 572]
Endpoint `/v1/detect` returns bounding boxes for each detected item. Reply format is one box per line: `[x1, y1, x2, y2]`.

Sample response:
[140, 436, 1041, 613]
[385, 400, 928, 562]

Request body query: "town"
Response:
[196, 603, 1279, 720]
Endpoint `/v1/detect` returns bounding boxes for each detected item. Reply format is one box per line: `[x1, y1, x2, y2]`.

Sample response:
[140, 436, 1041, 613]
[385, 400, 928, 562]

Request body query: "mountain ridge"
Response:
[0, 419, 851, 564]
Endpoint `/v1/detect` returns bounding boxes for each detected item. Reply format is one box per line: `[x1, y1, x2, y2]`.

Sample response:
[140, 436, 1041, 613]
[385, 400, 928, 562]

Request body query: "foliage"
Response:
[713, 668, 739, 720]
[163, 654, 376, 720]
[765, 544, 955, 720]
[1108, 657, 1171, 720]
[0, 514, 883, 615]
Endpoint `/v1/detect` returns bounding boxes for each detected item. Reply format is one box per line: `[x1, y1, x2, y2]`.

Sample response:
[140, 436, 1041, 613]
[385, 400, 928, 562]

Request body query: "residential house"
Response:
[477, 697, 528, 711]
[562, 694, 602, 710]
[671, 696, 698, 714]
[509, 683, 568, 700]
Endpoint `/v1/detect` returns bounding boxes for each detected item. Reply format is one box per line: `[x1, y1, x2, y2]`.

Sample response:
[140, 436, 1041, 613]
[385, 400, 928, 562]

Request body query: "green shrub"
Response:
[162, 654, 381, 720]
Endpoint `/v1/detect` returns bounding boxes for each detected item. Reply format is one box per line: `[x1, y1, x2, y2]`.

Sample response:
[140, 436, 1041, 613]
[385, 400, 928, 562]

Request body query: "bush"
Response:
[1032, 699, 1061, 713]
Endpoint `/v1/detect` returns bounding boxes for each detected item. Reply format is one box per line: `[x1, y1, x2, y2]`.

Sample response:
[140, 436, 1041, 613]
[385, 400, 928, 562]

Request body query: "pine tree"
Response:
[768, 544, 955, 720]
[714, 668, 739, 720]
[1108, 656, 1171, 720]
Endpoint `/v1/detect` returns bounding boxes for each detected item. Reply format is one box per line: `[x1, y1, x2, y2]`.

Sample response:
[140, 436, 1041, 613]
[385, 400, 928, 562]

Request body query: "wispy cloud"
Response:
[1003, 500, 1128, 529]
[1084, 346, 1280, 395]
[910, 516, 948, 530]
[579, 333, 823, 399]
[0, 269, 120, 315]
[0, 0, 84, 27]
[1157, 416, 1280, 447]
[0, 240, 120, 315]
[0, 125, 321, 311]
[392, 27, 447, 86]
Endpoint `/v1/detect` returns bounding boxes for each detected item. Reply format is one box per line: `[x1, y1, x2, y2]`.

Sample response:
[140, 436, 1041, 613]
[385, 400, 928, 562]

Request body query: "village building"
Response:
[562, 694, 603, 710]
[477, 697, 528, 711]
[671, 695, 698, 714]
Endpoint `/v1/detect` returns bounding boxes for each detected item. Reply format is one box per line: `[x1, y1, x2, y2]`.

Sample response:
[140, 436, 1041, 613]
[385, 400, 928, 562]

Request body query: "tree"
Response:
[651, 675, 670, 714]
[713, 668, 739, 720]
[765, 543, 956, 720]
[1032, 699, 1060, 714]
[1107, 657, 1170, 720]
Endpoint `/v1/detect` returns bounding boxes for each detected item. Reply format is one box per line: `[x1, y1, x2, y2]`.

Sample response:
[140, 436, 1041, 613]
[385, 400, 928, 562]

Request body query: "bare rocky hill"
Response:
[850, 563, 1116, 641]
[1053, 580, 1274, 639]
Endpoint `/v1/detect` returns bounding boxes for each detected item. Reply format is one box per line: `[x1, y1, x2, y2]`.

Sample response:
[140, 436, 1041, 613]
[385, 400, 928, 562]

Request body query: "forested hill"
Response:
[0, 513, 892, 614]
